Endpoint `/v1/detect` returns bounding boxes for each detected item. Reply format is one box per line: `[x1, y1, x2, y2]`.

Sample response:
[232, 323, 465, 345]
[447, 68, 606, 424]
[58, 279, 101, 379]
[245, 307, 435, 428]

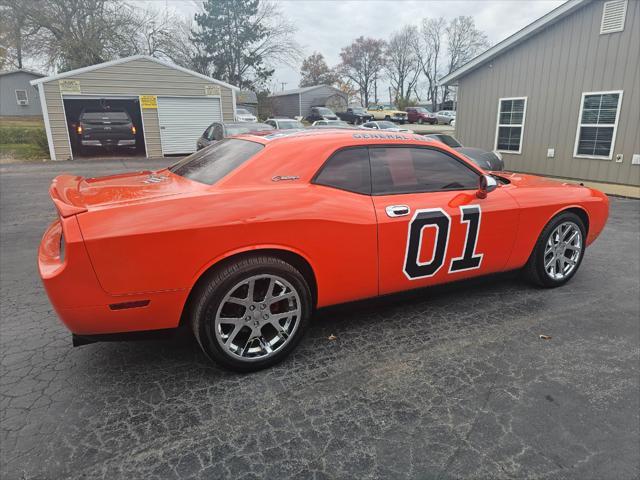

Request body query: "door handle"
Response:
[386, 205, 410, 217]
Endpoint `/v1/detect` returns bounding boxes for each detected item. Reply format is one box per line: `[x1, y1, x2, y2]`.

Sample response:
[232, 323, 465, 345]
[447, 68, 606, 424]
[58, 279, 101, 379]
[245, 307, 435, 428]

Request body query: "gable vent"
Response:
[600, 0, 627, 34]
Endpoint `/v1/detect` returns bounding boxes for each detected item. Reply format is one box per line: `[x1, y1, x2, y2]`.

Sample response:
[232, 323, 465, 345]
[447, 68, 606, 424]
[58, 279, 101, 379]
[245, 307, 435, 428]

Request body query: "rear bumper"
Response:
[39, 218, 187, 336]
[81, 139, 136, 147]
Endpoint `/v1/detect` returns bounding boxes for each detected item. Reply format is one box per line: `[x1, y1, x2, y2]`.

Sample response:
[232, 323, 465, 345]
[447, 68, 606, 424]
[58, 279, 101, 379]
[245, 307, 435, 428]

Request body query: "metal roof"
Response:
[29, 55, 239, 90]
[268, 84, 345, 98]
[440, 0, 590, 85]
[0, 69, 44, 78]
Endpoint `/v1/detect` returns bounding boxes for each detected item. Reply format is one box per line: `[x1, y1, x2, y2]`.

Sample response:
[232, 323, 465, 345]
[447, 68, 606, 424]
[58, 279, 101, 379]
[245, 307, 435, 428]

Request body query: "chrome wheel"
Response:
[544, 222, 582, 280]
[214, 274, 301, 362]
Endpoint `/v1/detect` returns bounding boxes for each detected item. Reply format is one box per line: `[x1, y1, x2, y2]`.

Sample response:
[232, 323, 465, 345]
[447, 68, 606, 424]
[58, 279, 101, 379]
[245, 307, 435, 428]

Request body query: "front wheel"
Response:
[523, 212, 586, 287]
[191, 256, 312, 372]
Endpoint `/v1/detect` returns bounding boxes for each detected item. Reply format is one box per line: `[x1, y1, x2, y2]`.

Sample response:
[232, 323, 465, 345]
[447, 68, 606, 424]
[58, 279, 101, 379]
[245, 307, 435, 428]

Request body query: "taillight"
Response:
[131, 125, 137, 134]
[76, 125, 83, 134]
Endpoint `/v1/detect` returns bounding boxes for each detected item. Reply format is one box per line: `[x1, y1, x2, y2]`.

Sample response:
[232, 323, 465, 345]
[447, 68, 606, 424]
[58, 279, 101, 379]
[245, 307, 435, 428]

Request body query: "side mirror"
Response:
[477, 174, 498, 199]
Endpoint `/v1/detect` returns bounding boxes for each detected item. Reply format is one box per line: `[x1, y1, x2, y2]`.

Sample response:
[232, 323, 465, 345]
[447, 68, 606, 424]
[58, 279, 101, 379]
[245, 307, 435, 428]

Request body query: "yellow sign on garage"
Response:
[140, 95, 158, 109]
[205, 85, 221, 96]
[59, 80, 81, 94]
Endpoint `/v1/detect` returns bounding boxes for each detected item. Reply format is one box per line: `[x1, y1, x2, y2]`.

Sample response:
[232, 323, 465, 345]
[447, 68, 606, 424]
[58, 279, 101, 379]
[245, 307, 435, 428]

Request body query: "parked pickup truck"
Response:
[75, 109, 136, 154]
[366, 105, 408, 124]
[336, 107, 373, 125]
[306, 106, 339, 123]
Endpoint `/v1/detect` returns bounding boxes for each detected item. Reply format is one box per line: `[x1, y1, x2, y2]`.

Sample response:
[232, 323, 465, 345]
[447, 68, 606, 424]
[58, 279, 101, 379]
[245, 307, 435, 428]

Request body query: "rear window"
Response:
[80, 111, 130, 122]
[169, 139, 263, 185]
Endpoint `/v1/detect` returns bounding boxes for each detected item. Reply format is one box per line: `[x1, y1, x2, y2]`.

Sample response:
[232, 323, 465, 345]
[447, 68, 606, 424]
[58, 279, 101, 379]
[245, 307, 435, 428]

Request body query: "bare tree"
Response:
[338, 36, 386, 107]
[22, 0, 139, 71]
[441, 16, 489, 103]
[385, 26, 420, 108]
[0, 0, 39, 69]
[299, 52, 337, 87]
[413, 17, 446, 112]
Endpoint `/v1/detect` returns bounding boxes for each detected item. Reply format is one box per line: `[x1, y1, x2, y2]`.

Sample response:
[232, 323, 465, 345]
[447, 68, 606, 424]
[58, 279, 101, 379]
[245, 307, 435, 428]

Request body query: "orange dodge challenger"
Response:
[39, 130, 609, 371]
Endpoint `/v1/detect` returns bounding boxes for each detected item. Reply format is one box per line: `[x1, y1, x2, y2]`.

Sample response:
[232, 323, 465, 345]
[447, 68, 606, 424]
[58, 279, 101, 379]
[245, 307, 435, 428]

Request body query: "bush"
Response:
[0, 126, 33, 144]
[32, 128, 50, 154]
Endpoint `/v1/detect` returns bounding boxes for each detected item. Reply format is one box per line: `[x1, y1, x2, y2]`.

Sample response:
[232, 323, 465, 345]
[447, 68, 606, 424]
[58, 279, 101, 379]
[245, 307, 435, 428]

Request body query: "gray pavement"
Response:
[1, 158, 639, 479]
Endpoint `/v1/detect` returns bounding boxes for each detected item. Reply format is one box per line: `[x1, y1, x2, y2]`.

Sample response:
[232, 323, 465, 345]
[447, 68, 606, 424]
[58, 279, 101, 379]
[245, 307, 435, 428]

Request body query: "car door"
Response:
[370, 145, 520, 295]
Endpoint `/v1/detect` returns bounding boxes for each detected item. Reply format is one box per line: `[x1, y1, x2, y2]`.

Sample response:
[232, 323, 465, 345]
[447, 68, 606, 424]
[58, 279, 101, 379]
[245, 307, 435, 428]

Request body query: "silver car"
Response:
[436, 110, 456, 125]
[360, 121, 414, 133]
[264, 118, 304, 129]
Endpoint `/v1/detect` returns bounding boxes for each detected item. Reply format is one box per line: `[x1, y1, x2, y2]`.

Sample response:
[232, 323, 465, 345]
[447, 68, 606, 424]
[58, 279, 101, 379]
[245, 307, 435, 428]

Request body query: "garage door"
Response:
[157, 97, 222, 155]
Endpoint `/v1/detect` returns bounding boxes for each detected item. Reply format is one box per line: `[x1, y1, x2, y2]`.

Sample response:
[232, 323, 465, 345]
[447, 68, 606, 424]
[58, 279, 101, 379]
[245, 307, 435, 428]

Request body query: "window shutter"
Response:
[600, 0, 627, 34]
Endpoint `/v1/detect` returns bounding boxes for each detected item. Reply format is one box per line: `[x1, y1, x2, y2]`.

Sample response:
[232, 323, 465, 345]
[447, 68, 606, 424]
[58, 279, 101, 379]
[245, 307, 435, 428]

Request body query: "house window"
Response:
[600, 0, 627, 34]
[574, 91, 623, 159]
[494, 97, 527, 154]
[15, 89, 28, 105]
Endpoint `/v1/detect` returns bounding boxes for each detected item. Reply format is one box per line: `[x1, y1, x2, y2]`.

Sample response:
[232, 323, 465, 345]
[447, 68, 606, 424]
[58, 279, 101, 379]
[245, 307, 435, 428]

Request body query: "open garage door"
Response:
[157, 97, 222, 155]
[63, 97, 146, 159]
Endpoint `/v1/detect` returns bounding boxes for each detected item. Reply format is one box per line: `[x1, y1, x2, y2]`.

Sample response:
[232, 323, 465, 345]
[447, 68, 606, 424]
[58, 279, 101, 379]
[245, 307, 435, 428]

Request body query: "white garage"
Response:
[157, 97, 223, 155]
[30, 55, 239, 160]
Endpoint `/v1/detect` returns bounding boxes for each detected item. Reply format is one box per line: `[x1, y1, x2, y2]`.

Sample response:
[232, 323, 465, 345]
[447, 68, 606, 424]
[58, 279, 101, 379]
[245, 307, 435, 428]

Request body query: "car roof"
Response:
[234, 128, 442, 147]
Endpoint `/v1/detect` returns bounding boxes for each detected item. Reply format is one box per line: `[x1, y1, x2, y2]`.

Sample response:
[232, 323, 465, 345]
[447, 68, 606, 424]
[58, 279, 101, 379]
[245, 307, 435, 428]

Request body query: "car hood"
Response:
[497, 171, 585, 189]
[49, 169, 204, 216]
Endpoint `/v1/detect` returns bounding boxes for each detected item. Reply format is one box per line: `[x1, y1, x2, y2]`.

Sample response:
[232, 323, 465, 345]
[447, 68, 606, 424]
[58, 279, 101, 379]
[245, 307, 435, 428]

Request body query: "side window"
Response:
[314, 147, 371, 195]
[370, 147, 479, 195]
[203, 126, 213, 139]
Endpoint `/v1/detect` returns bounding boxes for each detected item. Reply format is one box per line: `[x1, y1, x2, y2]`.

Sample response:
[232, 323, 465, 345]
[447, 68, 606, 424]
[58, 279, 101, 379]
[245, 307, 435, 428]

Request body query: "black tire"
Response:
[523, 211, 587, 288]
[191, 255, 312, 372]
[384, 115, 391, 121]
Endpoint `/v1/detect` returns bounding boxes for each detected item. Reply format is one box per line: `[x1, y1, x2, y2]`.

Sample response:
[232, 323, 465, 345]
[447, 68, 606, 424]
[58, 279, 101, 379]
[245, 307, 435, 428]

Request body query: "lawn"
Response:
[0, 116, 49, 162]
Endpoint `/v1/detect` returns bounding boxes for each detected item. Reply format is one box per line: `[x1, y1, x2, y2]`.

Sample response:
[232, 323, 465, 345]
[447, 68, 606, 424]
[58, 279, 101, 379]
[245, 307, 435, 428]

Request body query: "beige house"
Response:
[31, 55, 239, 160]
[442, 0, 639, 187]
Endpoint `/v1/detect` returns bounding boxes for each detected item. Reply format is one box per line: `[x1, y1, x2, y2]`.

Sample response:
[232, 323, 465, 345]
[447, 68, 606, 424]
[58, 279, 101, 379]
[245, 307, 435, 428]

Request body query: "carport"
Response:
[30, 55, 239, 160]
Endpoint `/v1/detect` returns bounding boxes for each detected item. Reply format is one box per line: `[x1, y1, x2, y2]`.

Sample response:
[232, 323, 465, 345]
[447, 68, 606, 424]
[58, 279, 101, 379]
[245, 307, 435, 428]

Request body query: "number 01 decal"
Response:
[403, 205, 483, 280]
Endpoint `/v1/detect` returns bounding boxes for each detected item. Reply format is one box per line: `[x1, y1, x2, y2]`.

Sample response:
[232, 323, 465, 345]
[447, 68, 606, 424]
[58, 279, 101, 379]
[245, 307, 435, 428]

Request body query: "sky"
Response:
[147, 0, 566, 92]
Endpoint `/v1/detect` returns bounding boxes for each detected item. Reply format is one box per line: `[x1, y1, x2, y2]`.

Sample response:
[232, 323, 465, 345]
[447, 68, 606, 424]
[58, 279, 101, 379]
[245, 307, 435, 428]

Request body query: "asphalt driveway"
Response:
[1, 159, 638, 480]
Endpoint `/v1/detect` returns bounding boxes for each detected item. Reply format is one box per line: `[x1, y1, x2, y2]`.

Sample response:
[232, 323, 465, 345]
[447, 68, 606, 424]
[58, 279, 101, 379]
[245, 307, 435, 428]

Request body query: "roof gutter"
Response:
[440, 0, 589, 85]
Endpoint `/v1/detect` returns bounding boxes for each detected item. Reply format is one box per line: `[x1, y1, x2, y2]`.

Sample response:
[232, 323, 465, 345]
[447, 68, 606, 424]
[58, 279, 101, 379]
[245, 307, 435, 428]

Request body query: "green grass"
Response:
[0, 116, 44, 129]
[0, 143, 48, 162]
[0, 116, 49, 162]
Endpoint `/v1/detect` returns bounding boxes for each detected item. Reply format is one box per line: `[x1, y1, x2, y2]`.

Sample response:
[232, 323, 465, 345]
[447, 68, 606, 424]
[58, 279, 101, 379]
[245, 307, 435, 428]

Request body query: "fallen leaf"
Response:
[539, 334, 552, 340]
[328, 334, 337, 341]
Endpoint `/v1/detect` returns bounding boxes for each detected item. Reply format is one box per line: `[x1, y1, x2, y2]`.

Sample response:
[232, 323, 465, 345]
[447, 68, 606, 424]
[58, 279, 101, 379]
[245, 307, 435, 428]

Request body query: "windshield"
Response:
[415, 107, 430, 113]
[236, 108, 250, 115]
[350, 107, 365, 114]
[378, 121, 396, 129]
[169, 139, 263, 185]
[278, 120, 303, 129]
[225, 124, 273, 136]
[316, 107, 334, 115]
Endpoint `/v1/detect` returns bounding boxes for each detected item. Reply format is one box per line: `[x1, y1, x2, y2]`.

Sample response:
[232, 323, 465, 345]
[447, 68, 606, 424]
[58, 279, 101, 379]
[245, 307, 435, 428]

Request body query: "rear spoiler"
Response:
[49, 175, 88, 217]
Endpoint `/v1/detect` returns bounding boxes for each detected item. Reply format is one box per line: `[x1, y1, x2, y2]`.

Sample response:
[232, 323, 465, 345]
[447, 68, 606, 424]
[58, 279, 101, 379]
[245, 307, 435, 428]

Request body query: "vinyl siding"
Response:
[300, 86, 347, 117]
[456, 0, 639, 186]
[0, 72, 43, 116]
[270, 94, 301, 118]
[40, 57, 234, 160]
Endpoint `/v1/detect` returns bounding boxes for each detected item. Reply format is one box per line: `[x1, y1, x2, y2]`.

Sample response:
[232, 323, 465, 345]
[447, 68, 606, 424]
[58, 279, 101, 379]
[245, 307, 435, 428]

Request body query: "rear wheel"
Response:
[523, 212, 586, 287]
[191, 256, 312, 372]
